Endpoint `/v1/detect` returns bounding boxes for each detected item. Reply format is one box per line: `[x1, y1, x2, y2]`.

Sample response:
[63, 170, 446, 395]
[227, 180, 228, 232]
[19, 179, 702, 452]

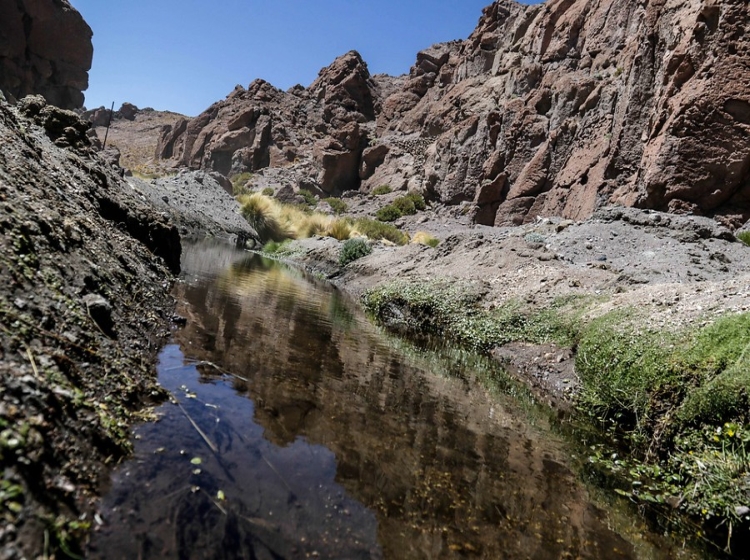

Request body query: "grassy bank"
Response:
[362, 278, 750, 551]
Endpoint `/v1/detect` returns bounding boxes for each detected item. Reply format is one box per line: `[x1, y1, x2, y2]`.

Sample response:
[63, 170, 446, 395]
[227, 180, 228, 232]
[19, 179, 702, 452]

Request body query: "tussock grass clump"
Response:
[262, 187, 274, 196]
[239, 193, 292, 242]
[411, 232, 439, 248]
[298, 189, 317, 207]
[393, 196, 416, 216]
[375, 205, 401, 222]
[328, 218, 354, 241]
[323, 197, 348, 215]
[353, 218, 409, 245]
[372, 185, 392, 196]
[339, 238, 372, 266]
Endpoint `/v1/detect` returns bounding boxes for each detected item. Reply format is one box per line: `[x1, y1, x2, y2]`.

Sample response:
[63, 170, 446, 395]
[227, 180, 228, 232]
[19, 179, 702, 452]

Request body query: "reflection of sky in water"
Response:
[89, 343, 381, 559]
[89, 242, 692, 560]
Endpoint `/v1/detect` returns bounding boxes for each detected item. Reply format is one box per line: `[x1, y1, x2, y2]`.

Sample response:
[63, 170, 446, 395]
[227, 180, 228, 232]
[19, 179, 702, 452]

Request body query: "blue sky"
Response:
[70, 1, 539, 116]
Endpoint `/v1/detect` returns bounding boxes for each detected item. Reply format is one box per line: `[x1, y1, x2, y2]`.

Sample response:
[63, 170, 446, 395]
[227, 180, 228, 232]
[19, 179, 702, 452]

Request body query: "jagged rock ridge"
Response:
[0, 0, 93, 109]
[156, 0, 750, 226]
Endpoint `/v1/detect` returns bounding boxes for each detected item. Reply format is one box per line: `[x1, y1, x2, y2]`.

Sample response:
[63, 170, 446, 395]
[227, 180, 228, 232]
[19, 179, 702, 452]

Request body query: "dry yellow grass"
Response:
[411, 231, 440, 247]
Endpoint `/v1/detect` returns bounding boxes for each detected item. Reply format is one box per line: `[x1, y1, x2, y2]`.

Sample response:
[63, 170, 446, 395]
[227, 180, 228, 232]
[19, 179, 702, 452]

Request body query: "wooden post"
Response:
[102, 101, 115, 149]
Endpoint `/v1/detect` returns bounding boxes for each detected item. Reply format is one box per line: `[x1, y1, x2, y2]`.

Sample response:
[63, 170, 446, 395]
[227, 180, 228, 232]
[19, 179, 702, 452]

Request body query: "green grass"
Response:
[230, 172, 254, 195]
[323, 197, 348, 215]
[362, 279, 577, 353]
[372, 185, 392, 196]
[262, 187, 274, 197]
[298, 189, 317, 207]
[353, 218, 409, 245]
[375, 205, 401, 222]
[339, 238, 372, 266]
[737, 231, 750, 246]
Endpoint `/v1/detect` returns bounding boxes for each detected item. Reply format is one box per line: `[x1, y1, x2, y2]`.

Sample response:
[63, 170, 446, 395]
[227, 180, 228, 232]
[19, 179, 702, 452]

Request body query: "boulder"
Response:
[0, 0, 93, 109]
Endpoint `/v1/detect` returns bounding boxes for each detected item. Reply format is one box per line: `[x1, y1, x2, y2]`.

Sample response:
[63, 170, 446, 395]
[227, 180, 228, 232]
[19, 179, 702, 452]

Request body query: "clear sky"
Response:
[69, 1, 540, 117]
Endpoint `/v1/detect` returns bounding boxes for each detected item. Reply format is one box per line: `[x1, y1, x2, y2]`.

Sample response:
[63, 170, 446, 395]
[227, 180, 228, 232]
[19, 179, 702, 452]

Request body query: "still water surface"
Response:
[88, 241, 697, 559]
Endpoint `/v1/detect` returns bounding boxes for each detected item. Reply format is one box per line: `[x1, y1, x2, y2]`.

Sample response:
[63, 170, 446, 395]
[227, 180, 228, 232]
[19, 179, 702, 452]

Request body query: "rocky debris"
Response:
[0, 0, 93, 109]
[150, 0, 750, 229]
[127, 170, 259, 245]
[0, 95, 180, 558]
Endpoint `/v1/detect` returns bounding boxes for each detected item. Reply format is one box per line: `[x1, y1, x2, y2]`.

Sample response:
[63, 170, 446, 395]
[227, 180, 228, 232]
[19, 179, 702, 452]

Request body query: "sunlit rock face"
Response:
[0, 0, 93, 109]
[157, 0, 750, 227]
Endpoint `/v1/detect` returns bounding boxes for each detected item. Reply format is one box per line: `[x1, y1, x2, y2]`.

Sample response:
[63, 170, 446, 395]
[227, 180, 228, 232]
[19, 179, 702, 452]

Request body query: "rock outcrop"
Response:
[0, 0, 93, 109]
[156, 51, 387, 194]
[156, 0, 750, 226]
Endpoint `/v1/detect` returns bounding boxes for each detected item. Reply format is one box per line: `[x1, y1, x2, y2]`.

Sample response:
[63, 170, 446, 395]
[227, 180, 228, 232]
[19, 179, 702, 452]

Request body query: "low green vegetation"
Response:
[230, 172, 254, 195]
[376, 193, 427, 222]
[372, 185, 392, 196]
[362, 279, 750, 542]
[353, 218, 409, 245]
[363, 279, 577, 352]
[737, 231, 750, 246]
[262, 187, 274, 197]
[411, 231, 440, 248]
[339, 238, 372, 266]
[298, 188, 317, 207]
[323, 197, 348, 215]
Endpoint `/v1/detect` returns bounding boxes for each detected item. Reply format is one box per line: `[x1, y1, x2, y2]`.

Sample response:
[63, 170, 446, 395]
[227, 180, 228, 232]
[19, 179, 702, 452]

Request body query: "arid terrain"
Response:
[2, 0, 750, 557]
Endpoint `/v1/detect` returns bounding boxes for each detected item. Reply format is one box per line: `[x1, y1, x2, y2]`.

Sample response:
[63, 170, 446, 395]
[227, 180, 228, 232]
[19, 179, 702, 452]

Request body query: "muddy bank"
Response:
[0, 97, 180, 558]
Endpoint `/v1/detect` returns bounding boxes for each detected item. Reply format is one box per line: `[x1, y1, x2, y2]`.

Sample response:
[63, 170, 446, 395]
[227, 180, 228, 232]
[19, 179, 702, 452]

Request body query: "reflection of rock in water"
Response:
[166, 251, 673, 559]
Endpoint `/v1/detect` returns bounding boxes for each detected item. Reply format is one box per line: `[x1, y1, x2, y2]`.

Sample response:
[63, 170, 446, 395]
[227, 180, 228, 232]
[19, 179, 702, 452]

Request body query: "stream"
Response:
[87, 241, 700, 559]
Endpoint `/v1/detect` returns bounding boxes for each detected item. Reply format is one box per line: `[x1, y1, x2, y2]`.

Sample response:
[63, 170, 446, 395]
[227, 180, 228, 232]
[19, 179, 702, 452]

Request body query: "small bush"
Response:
[323, 197, 348, 215]
[392, 196, 416, 216]
[339, 238, 372, 266]
[737, 231, 750, 246]
[262, 187, 274, 197]
[354, 218, 409, 245]
[404, 192, 426, 211]
[372, 185, 392, 196]
[412, 231, 439, 248]
[298, 189, 317, 207]
[262, 239, 292, 254]
[231, 172, 254, 195]
[376, 205, 402, 222]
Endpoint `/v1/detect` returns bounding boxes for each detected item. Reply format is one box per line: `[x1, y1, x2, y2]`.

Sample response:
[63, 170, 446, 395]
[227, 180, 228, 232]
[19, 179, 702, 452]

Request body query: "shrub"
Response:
[737, 231, 750, 246]
[376, 205, 402, 222]
[262, 239, 292, 254]
[411, 231, 439, 248]
[262, 187, 274, 196]
[323, 197, 348, 215]
[372, 185, 392, 196]
[231, 172, 254, 195]
[298, 189, 317, 207]
[339, 238, 372, 266]
[404, 192, 426, 211]
[353, 218, 409, 245]
[392, 196, 416, 216]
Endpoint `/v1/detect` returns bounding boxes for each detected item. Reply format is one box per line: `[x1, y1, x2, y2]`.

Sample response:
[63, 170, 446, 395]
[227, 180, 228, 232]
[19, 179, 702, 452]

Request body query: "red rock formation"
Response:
[0, 0, 93, 109]
[156, 51, 382, 194]
[156, 0, 750, 225]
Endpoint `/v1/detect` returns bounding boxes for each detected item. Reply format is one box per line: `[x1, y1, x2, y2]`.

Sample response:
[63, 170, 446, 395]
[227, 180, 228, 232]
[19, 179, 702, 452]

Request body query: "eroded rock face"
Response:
[374, 0, 750, 226]
[155, 0, 750, 226]
[156, 51, 383, 194]
[0, 0, 93, 109]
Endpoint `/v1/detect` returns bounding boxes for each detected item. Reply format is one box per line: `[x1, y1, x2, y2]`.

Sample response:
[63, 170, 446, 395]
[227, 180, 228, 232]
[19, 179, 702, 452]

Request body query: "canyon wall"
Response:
[156, 0, 750, 226]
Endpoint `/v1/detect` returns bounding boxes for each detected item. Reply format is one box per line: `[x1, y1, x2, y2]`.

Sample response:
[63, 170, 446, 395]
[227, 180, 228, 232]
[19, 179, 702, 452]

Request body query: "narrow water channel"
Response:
[88, 241, 698, 559]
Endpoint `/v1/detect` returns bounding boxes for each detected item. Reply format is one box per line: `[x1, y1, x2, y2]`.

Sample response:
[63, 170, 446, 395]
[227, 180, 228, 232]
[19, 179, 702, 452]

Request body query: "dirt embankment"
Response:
[0, 96, 180, 558]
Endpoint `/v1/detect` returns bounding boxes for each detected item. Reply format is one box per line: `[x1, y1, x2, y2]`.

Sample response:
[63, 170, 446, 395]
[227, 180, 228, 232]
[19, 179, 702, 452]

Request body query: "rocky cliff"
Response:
[0, 0, 93, 109]
[156, 0, 750, 227]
